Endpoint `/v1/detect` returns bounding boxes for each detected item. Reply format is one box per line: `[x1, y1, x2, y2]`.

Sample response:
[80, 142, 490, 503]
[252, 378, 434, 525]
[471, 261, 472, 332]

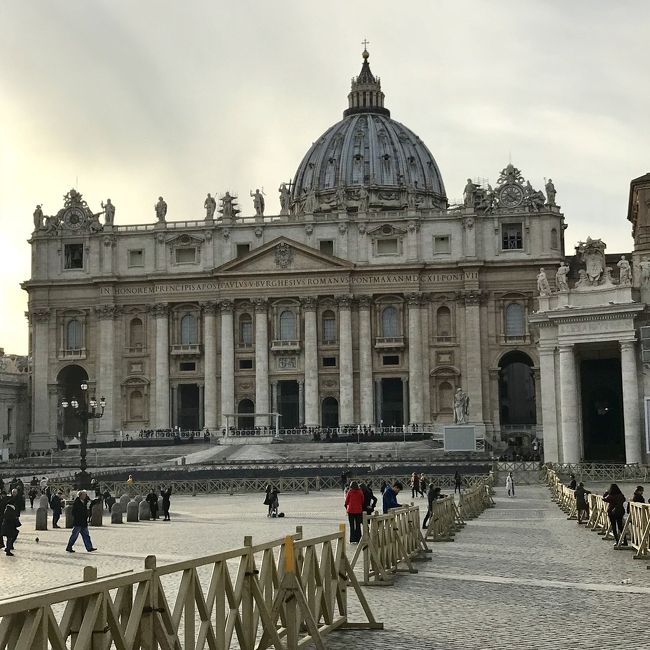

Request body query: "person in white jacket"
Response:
[505, 472, 515, 497]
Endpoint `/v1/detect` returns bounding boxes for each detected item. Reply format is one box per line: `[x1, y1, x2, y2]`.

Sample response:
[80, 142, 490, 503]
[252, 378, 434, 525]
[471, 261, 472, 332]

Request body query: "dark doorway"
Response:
[278, 380, 299, 429]
[381, 378, 404, 427]
[57, 365, 90, 441]
[581, 358, 625, 462]
[498, 351, 536, 426]
[238, 398, 255, 430]
[178, 384, 200, 431]
[322, 397, 339, 427]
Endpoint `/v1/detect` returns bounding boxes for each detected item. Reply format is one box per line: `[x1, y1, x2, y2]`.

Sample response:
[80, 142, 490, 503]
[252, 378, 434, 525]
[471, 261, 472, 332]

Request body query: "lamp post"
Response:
[61, 382, 106, 488]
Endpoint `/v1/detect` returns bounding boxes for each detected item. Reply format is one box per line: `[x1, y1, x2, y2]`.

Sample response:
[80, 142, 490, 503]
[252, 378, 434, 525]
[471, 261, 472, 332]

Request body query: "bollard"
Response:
[127, 500, 139, 522]
[138, 499, 150, 520]
[119, 494, 130, 509]
[38, 495, 49, 510]
[111, 504, 123, 524]
[64, 503, 74, 528]
[35, 506, 48, 531]
[91, 502, 103, 526]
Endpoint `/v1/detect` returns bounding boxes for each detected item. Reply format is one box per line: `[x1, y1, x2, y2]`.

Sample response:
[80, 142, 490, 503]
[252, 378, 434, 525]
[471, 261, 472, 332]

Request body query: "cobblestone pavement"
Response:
[1, 484, 649, 649]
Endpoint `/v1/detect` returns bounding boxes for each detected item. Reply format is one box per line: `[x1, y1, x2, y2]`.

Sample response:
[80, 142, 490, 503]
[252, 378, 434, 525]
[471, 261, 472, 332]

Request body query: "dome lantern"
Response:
[344, 48, 389, 118]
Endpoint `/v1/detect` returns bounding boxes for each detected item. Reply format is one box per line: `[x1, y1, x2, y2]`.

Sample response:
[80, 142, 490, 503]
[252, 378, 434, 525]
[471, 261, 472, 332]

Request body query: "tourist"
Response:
[574, 482, 590, 524]
[0, 490, 8, 549]
[263, 484, 273, 517]
[622, 486, 645, 546]
[382, 481, 403, 513]
[344, 481, 365, 544]
[506, 472, 515, 497]
[65, 490, 97, 553]
[28, 485, 38, 509]
[146, 489, 159, 520]
[1, 503, 20, 556]
[51, 490, 64, 528]
[161, 486, 172, 521]
[361, 482, 377, 515]
[454, 471, 462, 494]
[410, 472, 420, 499]
[568, 474, 577, 490]
[379, 479, 387, 494]
[603, 484, 625, 545]
[127, 475, 134, 485]
[269, 488, 280, 517]
[419, 474, 427, 497]
[422, 485, 444, 529]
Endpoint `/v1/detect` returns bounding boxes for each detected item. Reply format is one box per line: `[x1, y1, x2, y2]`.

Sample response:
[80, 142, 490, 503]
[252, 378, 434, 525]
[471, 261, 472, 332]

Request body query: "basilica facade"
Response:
[25, 50, 569, 455]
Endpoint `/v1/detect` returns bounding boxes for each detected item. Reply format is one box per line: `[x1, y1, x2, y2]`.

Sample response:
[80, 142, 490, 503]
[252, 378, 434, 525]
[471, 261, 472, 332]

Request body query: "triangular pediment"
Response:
[216, 237, 354, 274]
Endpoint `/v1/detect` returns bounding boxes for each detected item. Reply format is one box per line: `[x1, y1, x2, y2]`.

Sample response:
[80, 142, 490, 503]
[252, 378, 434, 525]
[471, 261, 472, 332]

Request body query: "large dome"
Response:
[291, 50, 447, 214]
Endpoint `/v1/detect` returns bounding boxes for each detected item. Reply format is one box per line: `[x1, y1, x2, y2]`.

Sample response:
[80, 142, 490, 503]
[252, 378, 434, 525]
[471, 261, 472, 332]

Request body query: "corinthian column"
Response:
[30, 309, 51, 445]
[254, 299, 269, 426]
[338, 295, 354, 425]
[153, 303, 170, 429]
[462, 291, 484, 423]
[558, 344, 579, 463]
[202, 302, 218, 431]
[95, 304, 119, 439]
[220, 300, 235, 428]
[407, 293, 423, 424]
[303, 297, 319, 427]
[358, 296, 374, 425]
[620, 341, 643, 464]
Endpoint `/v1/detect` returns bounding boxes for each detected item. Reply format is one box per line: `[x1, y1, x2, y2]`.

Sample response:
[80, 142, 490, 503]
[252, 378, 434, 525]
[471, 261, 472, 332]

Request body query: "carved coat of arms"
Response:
[274, 242, 294, 269]
[576, 237, 606, 285]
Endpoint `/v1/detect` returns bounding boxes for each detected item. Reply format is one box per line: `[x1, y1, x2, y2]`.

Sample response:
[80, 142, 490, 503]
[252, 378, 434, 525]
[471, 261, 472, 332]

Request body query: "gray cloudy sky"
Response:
[1, 0, 649, 354]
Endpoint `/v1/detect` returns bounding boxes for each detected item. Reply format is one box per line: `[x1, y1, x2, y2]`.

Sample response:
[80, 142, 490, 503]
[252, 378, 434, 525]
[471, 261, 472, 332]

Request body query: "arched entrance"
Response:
[498, 352, 536, 456]
[237, 399, 255, 430]
[57, 365, 89, 441]
[321, 397, 339, 428]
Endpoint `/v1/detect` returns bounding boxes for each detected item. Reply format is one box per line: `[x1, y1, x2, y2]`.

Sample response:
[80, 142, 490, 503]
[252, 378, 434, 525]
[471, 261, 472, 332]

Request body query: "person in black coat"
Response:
[146, 489, 159, 520]
[0, 490, 9, 549]
[360, 483, 378, 515]
[50, 490, 64, 528]
[2, 503, 21, 556]
[65, 491, 97, 553]
[160, 486, 172, 521]
[422, 485, 444, 529]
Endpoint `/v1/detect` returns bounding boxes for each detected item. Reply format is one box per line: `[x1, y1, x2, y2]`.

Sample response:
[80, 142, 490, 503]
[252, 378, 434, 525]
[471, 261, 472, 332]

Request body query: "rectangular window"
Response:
[239, 358, 253, 370]
[377, 238, 398, 255]
[175, 247, 196, 264]
[179, 361, 196, 371]
[128, 249, 144, 267]
[502, 224, 523, 250]
[433, 235, 451, 254]
[319, 240, 334, 256]
[322, 356, 337, 367]
[382, 354, 400, 366]
[64, 243, 84, 269]
[236, 243, 251, 258]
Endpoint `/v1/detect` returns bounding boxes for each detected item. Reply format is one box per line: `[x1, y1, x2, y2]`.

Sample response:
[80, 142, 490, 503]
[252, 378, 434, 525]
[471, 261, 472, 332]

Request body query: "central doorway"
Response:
[178, 384, 200, 431]
[381, 378, 404, 427]
[278, 380, 299, 429]
[581, 358, 625, 462]
[322, 396, 339, 427]
[237, 398, 255, 430]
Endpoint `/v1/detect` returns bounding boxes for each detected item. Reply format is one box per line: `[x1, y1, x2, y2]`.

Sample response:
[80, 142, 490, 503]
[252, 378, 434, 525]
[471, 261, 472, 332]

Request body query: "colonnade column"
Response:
[220, 300, 234, 428]
[558, 344, 580, 463]
[620, 341, 643, 464]
[95, 305, 118, 439]
[298, 380, 305, 426]
[358, 296, 374, 425]
[407, 293, 423, 424]
[463, 292, 484, 423]
[202, 302, 218, 431]
[303, 298, 319, 427]
[338, 295, 354, 425]
[538, 347, 559, 463]
[153, 303, 170, 429]
[254, 299, 269, 427]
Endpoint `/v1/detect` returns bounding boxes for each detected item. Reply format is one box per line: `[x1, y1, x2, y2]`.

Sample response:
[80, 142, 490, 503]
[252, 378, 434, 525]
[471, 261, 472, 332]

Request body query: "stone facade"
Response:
[0, 348, 30, 458]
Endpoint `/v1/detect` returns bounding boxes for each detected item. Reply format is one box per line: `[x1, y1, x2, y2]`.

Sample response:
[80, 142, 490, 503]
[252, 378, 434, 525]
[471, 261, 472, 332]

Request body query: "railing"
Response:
[548, 462, 650, 482]
[374, 336, 405, 348]
[170, 343, 202, 355]
[57, 348, 87, 360]
[270, 339, 301, 351]
[0, 527, 382, 649]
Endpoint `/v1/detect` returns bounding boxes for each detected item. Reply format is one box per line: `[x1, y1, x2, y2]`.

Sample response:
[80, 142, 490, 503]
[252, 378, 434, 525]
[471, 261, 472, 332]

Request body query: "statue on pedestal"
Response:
[453, 388, 469, 424]
[219, 192, 239, 220]
[33, 205, 43, 231]
[463, 179, 478, 208]
[639, 257, 650, 286]
[250, 188, 265, 216]
[537, 268, 551, 296]
[545, 179, 557, 206]
[101, 199, 115, 226]
[617, 255, 631, 286]
[155, 197, 167, 223]
[204, 193, 216, 220]
[555, 262, 569, 292]
[278, 183, 290, 215]
[358, 186, 369, 212]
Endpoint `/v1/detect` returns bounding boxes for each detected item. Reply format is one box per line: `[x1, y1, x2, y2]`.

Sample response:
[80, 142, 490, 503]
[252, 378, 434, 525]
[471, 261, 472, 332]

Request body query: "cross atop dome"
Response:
[344, 45, 389, 117]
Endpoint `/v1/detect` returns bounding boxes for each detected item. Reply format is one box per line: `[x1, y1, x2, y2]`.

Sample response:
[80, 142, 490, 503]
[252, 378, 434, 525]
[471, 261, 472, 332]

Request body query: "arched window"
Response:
[130, 390, 144, 419]
[439, 382, 453, 412]
[279, 310, 296, 340]
[66, 319, 83, 350]
[239, 314, 253, 346]
[551, 228, 559, 249]
[381, 306, 399, 338]
[180, 314, 198, 345]
[322, 310, 336, 343]
[129, 318, 144, 347]
[505, 303, 525, 338]
[436, 306, 451, 339]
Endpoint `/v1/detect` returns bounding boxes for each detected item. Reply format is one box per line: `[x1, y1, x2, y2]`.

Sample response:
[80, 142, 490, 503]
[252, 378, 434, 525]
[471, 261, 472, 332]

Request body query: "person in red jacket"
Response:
[344, 481, 365, 544]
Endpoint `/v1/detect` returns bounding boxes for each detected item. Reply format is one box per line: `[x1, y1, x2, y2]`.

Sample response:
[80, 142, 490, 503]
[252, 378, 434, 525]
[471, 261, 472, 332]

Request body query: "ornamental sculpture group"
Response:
[536, 237, 639, 297]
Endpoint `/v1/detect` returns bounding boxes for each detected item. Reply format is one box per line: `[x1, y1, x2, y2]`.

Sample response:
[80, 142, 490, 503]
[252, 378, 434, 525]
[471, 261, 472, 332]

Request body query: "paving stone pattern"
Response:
[1, 485, 648, 649]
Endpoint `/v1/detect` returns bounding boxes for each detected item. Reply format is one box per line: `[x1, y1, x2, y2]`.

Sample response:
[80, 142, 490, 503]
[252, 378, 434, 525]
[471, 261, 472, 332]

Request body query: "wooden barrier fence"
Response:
[423, 496, 463, 543]
[0, 526, 382, 650]
[458, 479, 494, 520]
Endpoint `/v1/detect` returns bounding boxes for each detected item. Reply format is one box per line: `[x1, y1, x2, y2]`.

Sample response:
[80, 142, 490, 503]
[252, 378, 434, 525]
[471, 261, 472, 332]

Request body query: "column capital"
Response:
[456, 289, 487, 306]
[405, 292, 423, 307]
[219, 299, 234, 314]
[558, 343, 574, 353]
[356, 294, 372, 310]
[31, 308, 51, 323]
[151, 303, 169, 319]
[95, 304, 122, 320]
[200, 301, 219, 315]
[336, 294, 353, 310]
[301, 296, 318, 311]
[620, 340, 637, 352]
[254, 298, 268, 313]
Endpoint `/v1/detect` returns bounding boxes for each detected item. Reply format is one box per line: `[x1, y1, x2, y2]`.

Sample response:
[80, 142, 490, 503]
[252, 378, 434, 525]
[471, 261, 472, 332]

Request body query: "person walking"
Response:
[505, 472, 515, 497]
[454, 471, 462, 494]
[344, 481, 365, 544]
[146, 489, 159, 520]
[574, 482, 591, 524]
[411, 472, 420, 499]
[603, 483, 626, 545]
[0, 490, 7, 549]
[51, 490, 64, 528]
[65, 491, 96, 553]
[419, 474, 427, 497]
[161, 486, 172, 521]
[263, 485, 273, 517]
[1, 503, 20, 556]
[422, 485, 444, 529]
[28, 486, 38, 509]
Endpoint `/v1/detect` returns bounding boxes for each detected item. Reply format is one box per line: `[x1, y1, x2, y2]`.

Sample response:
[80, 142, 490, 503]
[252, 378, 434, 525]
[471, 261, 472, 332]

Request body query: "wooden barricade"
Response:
[617, 502, 650, 558]
[349, 505, 430, 586]
[587, 493, 613, 539]
[0, 527, 382, 649]
[458, 478, 493, 520]
[422, 496, 460, 543]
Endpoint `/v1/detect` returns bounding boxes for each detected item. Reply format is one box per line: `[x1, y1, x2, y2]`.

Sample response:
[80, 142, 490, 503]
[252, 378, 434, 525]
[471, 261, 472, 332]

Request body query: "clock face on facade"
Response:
[63, 207, 85, 229]
[499, 184, 524, 208]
